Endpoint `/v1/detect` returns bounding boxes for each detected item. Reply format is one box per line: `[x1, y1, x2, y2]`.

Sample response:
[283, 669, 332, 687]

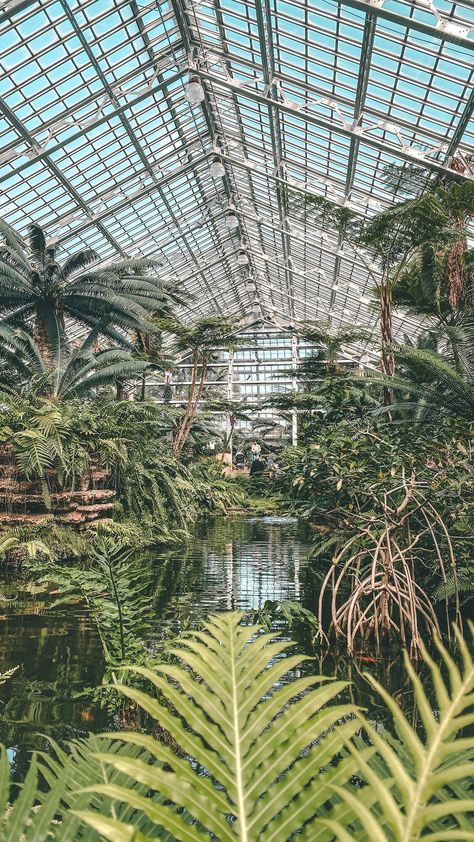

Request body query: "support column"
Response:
[227, 349, 234, 463]
[291, 333, 298, 447]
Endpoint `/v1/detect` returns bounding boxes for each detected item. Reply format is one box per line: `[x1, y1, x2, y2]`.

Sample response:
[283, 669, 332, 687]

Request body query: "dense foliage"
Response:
[0, 176, 473, 840]
[0, 612, 473, 840]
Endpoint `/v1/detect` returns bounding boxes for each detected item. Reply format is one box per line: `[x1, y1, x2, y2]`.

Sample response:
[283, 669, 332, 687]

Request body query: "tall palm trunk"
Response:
[220, 414, 235, 462]
[33, 313, 54, 370]
[445, 157, 472, 311]
[380, 282, 394, 406]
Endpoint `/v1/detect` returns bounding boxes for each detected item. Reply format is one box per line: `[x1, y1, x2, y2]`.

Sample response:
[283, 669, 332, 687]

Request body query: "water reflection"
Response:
[157, 516, 307, 624]
[0, 516, 430, 773]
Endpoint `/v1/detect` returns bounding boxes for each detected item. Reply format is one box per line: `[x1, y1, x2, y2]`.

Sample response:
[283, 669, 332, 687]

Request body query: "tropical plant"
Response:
[75, 611, 362, 841]
[0, 613, 473, 840]
[0, 323, 148, 399]
[374, 342, 474, 422]
[278, 419, 472, 652]
[0, 735, 171, 841]
[327, 626, 474, 842]
[189, 458, 244, 513]
[263, 322, 376, 441]
[33, 537, 154, 667]
[386, 157, 474, 313]
[0, 746, 67, 842]
[131, 321, 177, 401]
[203, 398, 254, 459]
[0, 390, 128, 510]
[297, 179, 474, 403]
[158, 316, 239, 457]
[0, 219, 181, 367]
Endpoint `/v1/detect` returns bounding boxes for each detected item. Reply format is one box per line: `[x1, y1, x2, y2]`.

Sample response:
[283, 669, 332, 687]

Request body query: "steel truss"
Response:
[0, 0, 473, 340]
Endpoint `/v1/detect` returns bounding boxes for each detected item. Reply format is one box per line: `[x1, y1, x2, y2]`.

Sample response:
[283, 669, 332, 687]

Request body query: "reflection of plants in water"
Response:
[0, 612, 472, 839]
[251, 599, 318, 639]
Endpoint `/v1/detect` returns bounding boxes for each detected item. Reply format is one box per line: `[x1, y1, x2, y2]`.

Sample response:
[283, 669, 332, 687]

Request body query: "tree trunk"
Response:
[33, 313, 54, 370]
[172, 350, 198, 458]
[173, 353, 208, 458]
[445, 220, 470, 310]
[220, 414, 235, 462]
[380, 282, 394, 406]
[445, 156, 472, 310]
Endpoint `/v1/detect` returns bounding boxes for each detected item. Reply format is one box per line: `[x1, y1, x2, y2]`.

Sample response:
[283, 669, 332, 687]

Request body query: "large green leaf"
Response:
[76, 611, 359, 840]
[330, 626, 474, 841]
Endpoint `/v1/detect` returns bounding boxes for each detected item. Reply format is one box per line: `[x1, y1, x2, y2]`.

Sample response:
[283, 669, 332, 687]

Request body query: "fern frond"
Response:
[335, 625, 474, 841]
[77, 611, 360, 841]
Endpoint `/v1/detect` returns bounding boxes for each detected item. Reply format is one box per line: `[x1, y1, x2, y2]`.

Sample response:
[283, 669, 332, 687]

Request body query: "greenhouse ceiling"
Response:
[1, 0, 474, 339]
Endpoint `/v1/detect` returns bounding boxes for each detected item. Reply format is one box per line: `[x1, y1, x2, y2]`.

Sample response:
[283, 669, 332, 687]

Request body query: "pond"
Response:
[0, 516, 422, 781]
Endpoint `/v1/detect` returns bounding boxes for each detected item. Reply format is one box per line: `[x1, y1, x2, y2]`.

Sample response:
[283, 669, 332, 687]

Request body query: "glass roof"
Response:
[1, 0, 473, 338]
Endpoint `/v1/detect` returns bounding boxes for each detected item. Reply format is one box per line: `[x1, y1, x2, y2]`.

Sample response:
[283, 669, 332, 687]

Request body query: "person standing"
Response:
[251, 440, 261, 461]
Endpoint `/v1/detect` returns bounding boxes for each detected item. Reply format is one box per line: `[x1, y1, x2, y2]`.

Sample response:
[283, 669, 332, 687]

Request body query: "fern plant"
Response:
[76, 611, 363, 841]
[325, 626, 474, 842]
[34, 537, 154, 666]
[0, 614, 473, 840]
[73, 614, 474, 841]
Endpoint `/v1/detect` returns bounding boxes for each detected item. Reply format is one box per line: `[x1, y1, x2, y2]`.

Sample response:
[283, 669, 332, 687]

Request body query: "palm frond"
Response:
[61, 249, 99, 278]
[28, 223, 46, 261]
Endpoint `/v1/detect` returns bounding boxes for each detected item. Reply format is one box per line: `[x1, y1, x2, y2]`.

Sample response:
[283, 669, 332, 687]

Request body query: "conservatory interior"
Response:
[0, 0, 473, 838]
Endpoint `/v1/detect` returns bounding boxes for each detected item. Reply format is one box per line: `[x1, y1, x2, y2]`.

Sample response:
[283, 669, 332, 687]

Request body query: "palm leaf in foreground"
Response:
[325, 625, 474, 841]
[0, 748, 66, 842]
[76, 611, 362, 841]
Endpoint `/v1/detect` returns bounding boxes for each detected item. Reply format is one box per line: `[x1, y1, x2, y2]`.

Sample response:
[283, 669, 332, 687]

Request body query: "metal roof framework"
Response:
[1, 0, 473, 344]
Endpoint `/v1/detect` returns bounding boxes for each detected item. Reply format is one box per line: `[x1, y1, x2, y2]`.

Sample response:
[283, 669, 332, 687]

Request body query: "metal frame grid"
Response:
[1, 0, 473, 339]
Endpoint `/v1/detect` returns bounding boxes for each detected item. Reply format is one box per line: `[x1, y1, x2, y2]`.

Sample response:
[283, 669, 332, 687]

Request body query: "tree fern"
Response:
[76, 611, 363, 841]
[326, 626, 474, 841]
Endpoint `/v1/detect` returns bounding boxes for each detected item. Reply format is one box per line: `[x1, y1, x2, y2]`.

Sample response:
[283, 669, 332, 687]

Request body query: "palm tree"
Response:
[0, 220, 182, 368]
[0, 323, 148, 400]
[157, 316, 239, 458]
[263, 323, 375, 438]
[376, 343, 474, 422]
[298, 180, 474, 404]
[203, 398, 254, 461]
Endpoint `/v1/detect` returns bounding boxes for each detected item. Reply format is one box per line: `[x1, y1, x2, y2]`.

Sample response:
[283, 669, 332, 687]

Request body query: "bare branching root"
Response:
[317, 469, 460, 657]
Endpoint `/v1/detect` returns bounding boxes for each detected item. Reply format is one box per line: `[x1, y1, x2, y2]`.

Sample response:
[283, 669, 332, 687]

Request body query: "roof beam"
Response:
[339, 0, 474, 50]
[173, 0, 269, 314]
[330, 9, 377, 315]
[196, 66, 474, 183]
[0, 99, 126, 256]
[0, 70, 186, 186]
[254, 0, 295, 322]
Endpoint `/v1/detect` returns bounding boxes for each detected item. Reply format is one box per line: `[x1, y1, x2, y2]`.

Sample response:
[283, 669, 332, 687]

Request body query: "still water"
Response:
[0, 516, 418, 779]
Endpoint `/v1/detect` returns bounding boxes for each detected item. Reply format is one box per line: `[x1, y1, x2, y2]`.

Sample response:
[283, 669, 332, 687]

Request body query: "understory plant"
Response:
[279, 419, 473, 653]
[1, 611, 472, 840]
[32, 536, 155, 669]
